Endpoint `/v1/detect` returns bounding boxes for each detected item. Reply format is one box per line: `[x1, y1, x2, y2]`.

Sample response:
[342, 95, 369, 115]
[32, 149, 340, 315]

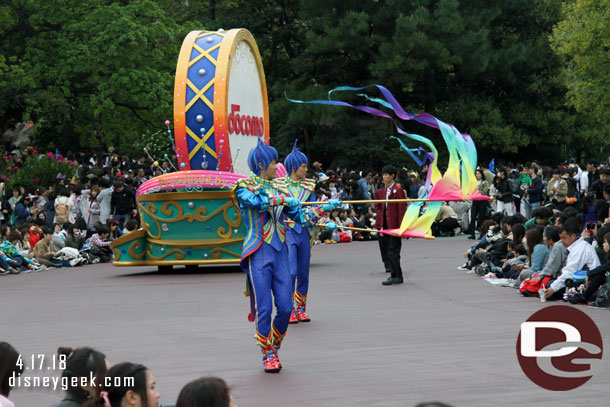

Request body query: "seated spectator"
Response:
[106, 220, 121, 239]
[176, 377, 235, 407]
[524, 207, 553, 231]
[87, 226, 113, 263]
[51, 347, 109, 407]
[544, 217, 601, 300]
[518, 226, 568, 291]
[29, 219, 44, 247]
[505, 228, 548, 285]
[570, 232, 610, 304]
[52, 223, 67, 249]
[589, 168, 609, 200]
[65, 224, 85, 250]
[32, 227, 72, 268]
[89, 362, 159, 407]
[580, 194, 598, 226]
[431, 202, 459, 237]
[0, 341, 23, 407]
[122, 218, 138, 235]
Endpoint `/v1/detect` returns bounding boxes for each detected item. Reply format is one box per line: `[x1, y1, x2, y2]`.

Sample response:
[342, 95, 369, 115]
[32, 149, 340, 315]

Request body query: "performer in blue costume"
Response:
[232, 140, 301, 372]
[282, 141, 340, 323]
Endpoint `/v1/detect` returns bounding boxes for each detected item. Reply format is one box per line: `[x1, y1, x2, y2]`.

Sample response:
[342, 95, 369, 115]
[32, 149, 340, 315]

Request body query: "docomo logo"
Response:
[516, 305, 603, 391]
[227, 104, 264, 136]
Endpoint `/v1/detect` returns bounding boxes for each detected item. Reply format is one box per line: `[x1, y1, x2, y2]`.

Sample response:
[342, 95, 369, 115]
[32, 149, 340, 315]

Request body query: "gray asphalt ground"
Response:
[2, 236, 609, 407]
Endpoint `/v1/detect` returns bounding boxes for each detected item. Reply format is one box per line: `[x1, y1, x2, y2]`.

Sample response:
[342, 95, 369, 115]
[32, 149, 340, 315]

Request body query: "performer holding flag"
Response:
[232, 139, 302, 373]
[281, 141, 341, 324]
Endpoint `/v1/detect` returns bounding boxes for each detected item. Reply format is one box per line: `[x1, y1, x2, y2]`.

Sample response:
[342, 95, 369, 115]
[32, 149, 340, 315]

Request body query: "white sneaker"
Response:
[457, 264, 470, 271]
[69, 258, 80, 267]
[466, 269, 477, 275]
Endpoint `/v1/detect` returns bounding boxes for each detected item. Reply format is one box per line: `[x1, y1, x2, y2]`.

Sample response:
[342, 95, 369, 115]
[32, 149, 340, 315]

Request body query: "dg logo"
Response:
[516, 305, 603, 391]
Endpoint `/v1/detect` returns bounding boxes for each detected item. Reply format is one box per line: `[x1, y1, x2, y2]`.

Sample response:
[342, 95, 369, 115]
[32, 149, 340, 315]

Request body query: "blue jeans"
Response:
[113, 213, 131, 229]
[525, 201, 540, 219]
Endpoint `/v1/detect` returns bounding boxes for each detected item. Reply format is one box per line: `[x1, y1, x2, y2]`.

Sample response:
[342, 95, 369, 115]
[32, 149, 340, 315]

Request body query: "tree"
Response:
[0, 0, 195, 151]
[551, 0, 610, 124]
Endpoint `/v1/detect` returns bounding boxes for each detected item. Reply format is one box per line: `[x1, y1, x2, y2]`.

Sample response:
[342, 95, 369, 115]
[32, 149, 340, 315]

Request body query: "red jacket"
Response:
[374, 183, 407, 229]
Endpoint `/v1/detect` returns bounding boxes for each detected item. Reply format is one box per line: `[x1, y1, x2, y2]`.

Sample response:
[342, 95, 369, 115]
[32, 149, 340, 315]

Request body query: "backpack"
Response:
[590, 272, 610, 309]
[55, 199, 70, 223]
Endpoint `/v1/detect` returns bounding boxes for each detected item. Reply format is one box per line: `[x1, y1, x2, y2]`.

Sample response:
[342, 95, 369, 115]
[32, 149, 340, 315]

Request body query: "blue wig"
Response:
[283, 139, 308, 174]
[247, 138, 278, 175]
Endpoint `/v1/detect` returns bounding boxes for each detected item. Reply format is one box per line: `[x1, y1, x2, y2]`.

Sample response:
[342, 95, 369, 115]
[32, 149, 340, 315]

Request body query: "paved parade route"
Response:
[3, 238, 609, 406]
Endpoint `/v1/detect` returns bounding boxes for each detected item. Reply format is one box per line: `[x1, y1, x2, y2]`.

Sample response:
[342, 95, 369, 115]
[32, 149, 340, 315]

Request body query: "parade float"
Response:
[111, 29, 268, 270]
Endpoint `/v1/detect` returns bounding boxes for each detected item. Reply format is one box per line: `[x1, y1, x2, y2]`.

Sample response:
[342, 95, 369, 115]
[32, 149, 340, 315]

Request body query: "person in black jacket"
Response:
[493, 167, 513, 215]
[524, 166, 543, 218]
[110, 181, 136, 229]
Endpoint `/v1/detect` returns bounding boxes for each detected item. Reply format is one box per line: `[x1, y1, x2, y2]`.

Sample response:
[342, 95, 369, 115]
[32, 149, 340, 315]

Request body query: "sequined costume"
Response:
[282, 177, 321, 322]
[233, 174, 300, 372]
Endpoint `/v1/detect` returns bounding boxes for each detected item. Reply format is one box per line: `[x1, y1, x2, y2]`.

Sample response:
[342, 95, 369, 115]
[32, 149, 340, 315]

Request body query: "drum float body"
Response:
[111, 28, 270, 269]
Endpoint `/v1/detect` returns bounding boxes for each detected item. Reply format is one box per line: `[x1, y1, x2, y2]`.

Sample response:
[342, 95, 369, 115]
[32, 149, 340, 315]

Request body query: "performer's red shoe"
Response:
[263, 350, 281, 373]
[289, 310, 299, 324]
[297, 309, 311, 322]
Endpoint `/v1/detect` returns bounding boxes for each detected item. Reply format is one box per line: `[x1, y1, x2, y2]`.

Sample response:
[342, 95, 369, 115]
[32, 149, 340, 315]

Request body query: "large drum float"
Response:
[111, 29, 269, 270]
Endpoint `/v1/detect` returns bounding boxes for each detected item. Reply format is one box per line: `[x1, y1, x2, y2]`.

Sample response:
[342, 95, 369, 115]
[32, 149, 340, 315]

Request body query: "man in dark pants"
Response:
[374, 165, 407, 286]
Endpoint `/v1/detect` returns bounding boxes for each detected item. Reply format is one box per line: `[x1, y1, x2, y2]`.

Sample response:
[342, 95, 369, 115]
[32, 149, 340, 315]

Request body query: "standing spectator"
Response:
[408, 173, 425, 198]
[374, 165, 407, 286]
[54, 187, 74, 224]
[110, 181, 136, 229]
[580, 159, 600, 196]
[493, 167, 513, 215]
[546, 168, 568, 210]
[7, 186, 21, 212]
[467, 169, 490, 239]
[97, 179, 113, 224]
[12, 195, 31, 226]
[83, 186, 101, 228]
[524, 166, 543, 218]
[589, 168, 609, 200]
[358, 172, 372, 200]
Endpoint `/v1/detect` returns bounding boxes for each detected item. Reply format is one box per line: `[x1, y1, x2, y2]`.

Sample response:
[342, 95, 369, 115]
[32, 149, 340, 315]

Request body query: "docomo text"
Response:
[10, 371, 135, 392]
[227, 104, 264, 136]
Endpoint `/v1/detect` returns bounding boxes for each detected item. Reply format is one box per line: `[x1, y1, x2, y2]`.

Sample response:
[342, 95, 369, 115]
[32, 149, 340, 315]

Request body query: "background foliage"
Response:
[1, 0, 608, 172]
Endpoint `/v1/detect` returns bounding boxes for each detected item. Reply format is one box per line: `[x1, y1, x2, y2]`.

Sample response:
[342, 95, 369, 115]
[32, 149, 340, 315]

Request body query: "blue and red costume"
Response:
[283, 177, 321, 322]
[233, 172, 301, 372]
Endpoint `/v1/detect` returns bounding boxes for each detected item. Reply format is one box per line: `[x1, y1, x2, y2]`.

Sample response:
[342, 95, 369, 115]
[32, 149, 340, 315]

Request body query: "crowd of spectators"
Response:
[455, 160, 610, 309]
[0, 341, 235, 407]
[2, 148, 609, 309]
[0, 149, 161, 274]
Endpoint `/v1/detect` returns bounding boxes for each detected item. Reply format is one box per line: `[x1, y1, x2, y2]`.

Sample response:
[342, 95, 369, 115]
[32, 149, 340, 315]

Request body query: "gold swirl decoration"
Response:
[146, 245, 186, 261]
[128, 240, 146, 260]
[210, 247, 241, 259]
[112, 248, 121, 261]
[139, 199, 241, 239]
